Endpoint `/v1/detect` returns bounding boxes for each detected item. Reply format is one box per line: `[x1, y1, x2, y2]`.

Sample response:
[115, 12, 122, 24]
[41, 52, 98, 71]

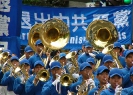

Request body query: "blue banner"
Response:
[0, 0, 22, 37]
[21, 5, 132, 49]
[0, 0, 22, 57]
[0, 37, 21, 57]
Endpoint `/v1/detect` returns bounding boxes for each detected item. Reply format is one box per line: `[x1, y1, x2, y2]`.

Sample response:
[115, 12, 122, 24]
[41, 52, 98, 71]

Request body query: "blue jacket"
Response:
[25, 74, 48, 95]
[88, 86, 99, 95]
[122, 66, 132, 88]
[13, 77, 28, 95]
[1, 71, 15, 91]
[28, 53, 47, 69]
[100, 87, 115, 95]
[121, 85, 133, 95]
[118, 56, 126, 68]
[78, 53, 91, 65]
[41, 78, 70, 95]
[0, 70, 3, 85]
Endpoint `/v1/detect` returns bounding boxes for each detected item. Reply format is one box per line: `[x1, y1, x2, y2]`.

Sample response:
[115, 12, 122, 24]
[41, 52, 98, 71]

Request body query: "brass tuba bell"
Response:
[86, 20, 120, 70]
[40, 18, 70, 50]
[28, 23, 42, 53]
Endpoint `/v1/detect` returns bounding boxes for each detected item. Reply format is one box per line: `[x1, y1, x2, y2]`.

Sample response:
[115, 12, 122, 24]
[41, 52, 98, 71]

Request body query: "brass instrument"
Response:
[102, 44, 123, 69]
[37, 69, 50, 82]
[19, 55, 26, 62]
[86, 20, 121, 70]
[28, 19, 70, 67]
[76, 79, 94, 95]
[49, 55, 60, 65]
[0, 51, 10, 64]
[94, 84, 108, 95]
[1, 59, 12, 73]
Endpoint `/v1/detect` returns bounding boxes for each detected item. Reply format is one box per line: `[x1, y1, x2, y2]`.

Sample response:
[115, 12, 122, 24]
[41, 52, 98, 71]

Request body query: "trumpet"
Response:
[33, 69, 50, 86]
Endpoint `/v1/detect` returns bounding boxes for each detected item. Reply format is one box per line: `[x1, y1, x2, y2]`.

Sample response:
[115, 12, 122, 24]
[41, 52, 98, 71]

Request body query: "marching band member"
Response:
[100, 68, 123, 95]
[59, 53, 67, 67]
[70, 62, 95, 94]
[24, 45, 34, 59]
[25, 60, 48, 95]
[28, 39, 47, 72]
[41, 61, 70, 95]
[121, 66, 133, 95]
[112, 42, 126, 68]
[122, 50, 133, 88]
[78, 41, 93, 65]
[13, 58, 30, 95]
[88, 66, 110, 95]
[1, 56, 20, 95]
[102, 54, 114, 70]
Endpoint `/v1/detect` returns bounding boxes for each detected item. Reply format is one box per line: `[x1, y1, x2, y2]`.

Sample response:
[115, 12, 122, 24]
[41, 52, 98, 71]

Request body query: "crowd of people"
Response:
[0, 39, 133, 95]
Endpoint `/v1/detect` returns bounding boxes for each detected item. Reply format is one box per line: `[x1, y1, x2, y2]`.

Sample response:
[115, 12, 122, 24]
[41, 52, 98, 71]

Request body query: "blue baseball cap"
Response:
[3, 49, 12, 56]
[24, 45, 33, 53]
[130, 66, 133, 76]
[86, 57, 96, 65]
[10, 56, 19, 62]
[125, 50, 133, 58]
[96, 66, 109, 75]
[20, 58, 30, 65]
[50, 61, 61, 69]
[35, 39, 42, 46]
[84, 41, 92, 48]
[59, 53, 66, 59]
[34, 60, 44, 68]
[82, 40, 87, 46]
[80, 62, 92, 71]
[109, 68, 123, 78]
[70, 48, 78, 52]
[113, 42, 122, 51]
[102, 55, 114, 64]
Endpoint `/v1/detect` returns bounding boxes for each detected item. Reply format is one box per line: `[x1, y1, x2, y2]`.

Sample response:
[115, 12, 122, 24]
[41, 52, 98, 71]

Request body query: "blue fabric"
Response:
[20, 58, 30, 65]
[109, 68, 123, 78]
[1, 71, 15, 91]
[0, 71, 3, 85]
[50, 61, 61, 69]
[95, 52, 105, 61]
[118, 56, 126, 68]
[24, 45, 33, 53]
[122, 66, 132, 88]
[25, 74, 49, 95]
[80, 62, 92, 71]
[78, 53, 91, 65]
[125, 50, 133, 58]
[13, 77, 28, 95]
[88, 86, 99, 95]
[28, 53, 47, 69]
[41, 78, 70, 95]
[100, 87, 115, 95]
[121, 85, 133, 95]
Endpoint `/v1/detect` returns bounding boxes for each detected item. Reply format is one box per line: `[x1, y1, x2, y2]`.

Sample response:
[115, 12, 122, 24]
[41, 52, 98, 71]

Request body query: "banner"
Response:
[0, 0, 22, 37]
[0, 0, 22, 57]
[0, 37, 21, 57]
[21, 4, 132, 49]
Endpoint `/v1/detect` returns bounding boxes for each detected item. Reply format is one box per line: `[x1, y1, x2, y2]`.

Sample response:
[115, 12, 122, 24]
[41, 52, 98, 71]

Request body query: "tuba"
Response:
[86, 20, 122, 69]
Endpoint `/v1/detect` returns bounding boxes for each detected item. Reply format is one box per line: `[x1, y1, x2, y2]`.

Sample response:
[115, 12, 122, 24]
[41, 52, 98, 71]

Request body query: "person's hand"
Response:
[72, 73, 79, 79]
[20, 75, 25, 84]
[9, 67, 13, 77]
[33, 75, 39, 86]
[52, 75, 60, 86]
[89, 53, 96, 58]
[115, 85, 123, 95]
[87, 78, 95, 88]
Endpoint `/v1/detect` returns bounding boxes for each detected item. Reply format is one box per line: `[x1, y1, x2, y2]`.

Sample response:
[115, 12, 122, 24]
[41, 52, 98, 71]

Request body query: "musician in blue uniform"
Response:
[24, 45, 34, 59]
[41, 61, 70, 95]
[13, 58, 30, 95]
[28, 39, 47, 73]
[112, 42, 126, 67]
[1, 56, 20, 95]
[121, 66, 133, 95]
[122, 49, 133, 88]
[101, 54, 114, 70]
[100, 68, 123, 95]
[78, 41, 93, 65]
[70, 62, 95, 94]
[25, 60, 49, 95]
[88, 66, 109, 95]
